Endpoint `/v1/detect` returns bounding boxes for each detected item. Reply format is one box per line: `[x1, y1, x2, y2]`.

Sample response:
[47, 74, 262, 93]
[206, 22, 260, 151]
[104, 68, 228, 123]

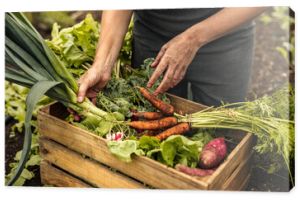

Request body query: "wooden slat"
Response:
[38, 110, 209, 189]
[167, 94, 207, 114]
[40, 160, 91, 188]
[39, 138, 145, 189]
[238, 174, 251, 190]
[206, 133, 254, 189]
[221, 154, 252, 190]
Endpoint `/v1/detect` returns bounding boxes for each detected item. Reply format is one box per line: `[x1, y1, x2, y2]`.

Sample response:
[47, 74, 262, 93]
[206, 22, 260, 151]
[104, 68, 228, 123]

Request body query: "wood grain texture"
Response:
[40, 138, 145, 189]
[40, 160, 91, 188]
[167, 94, 207, 114]
[221, 154, 252, 190]
[238, 174, 251, 190]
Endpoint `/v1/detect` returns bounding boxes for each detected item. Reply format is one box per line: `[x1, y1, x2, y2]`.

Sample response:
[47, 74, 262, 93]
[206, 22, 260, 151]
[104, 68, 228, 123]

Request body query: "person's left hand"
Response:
[147, 31, 200, 95]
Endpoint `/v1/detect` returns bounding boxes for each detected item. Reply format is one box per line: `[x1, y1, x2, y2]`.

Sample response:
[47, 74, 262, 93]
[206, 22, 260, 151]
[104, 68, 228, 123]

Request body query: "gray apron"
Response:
[133, 8, 255, 106]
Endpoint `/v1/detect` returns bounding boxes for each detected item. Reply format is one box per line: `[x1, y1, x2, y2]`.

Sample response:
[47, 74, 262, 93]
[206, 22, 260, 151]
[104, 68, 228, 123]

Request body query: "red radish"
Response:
[73, 114, 81, 122]
[67, 108, 81, 122]
[114, 132, 124, 141]
[106, 132, 124, 141]
[198, 137, 227, 169]
[175, 164, 215, 177]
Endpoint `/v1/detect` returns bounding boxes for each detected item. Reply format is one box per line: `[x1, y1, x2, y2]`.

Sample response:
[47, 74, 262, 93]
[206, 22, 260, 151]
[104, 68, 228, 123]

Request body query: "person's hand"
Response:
[147, 31, 200, 95]
[77, 64, 113, 103]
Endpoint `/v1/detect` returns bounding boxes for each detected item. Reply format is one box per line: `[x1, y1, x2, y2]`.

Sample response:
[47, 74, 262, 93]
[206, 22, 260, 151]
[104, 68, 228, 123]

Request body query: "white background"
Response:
[0, 0, 299, 200]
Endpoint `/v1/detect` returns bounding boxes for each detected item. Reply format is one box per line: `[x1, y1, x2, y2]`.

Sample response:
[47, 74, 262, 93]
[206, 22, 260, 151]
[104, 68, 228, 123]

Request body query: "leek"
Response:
[5, 12, 109, 185]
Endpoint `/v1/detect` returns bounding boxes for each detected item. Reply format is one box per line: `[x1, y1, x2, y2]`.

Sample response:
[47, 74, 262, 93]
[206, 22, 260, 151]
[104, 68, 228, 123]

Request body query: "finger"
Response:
[86, 89, 98, 99]
[171, 66, 186, 88]
[77, 73, 86, 86]
[77, 81, 89, 103]
[147, 58, 168, 88]
[154, 67, 175, 95]
[85, 75, 107, 98]
[95, 79, 108, 90]
[151, 47, 166, 67]
[91, 97, 97, 105]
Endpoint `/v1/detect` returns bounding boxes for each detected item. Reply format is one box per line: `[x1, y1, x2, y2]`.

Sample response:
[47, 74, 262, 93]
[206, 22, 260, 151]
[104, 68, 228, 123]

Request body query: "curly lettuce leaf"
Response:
[46, 14, 99, 78]
[107, 140, 144, 162]
[160, 135, 200, 167]
[107, 135, 204, 168]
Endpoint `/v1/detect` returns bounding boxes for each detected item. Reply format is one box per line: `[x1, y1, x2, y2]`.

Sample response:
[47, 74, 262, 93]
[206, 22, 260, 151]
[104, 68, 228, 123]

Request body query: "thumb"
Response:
[77, 82, 89, 103]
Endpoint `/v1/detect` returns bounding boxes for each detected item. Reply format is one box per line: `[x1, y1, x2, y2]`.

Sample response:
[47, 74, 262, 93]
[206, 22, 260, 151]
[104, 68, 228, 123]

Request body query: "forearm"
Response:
[93, 10, 133, 69]
[186, 7, 268, 48]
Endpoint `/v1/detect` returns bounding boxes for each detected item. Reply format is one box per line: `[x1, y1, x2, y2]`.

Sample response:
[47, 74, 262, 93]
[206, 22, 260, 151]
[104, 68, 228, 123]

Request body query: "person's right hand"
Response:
[77, 65, 112, 103]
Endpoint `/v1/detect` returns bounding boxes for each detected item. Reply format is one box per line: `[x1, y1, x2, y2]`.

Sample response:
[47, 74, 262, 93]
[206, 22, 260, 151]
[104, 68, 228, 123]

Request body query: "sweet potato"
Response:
[198, 137, 227, 169]
[175, 164, 215, 177]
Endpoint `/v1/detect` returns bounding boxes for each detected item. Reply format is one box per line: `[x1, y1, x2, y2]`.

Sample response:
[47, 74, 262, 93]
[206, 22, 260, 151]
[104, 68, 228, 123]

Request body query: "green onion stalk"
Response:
[5, 12, 121, 185]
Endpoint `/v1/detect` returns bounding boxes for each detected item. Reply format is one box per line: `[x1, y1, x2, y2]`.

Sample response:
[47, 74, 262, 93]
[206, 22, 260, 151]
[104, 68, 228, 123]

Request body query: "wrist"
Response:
[92, 55, 115, 72]
[93, 46, 117, 71]
[185, 23, 211, 49]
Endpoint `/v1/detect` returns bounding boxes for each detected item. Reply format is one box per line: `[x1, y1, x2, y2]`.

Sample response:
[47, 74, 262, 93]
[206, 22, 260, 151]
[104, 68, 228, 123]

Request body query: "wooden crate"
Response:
[38, 94, 254, 190]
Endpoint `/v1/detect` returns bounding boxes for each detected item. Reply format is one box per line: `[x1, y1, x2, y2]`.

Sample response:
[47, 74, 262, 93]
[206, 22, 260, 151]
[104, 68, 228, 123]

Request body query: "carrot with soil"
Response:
[139, 87, 174, 115]
[128, 116, 178, 130]
[155, 122, 190, 140]
[132, 111, 164, 120]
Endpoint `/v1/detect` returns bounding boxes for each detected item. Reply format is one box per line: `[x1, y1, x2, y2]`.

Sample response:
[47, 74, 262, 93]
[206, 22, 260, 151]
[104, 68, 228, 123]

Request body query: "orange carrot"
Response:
[139, 87, 174, 115]
[132, 112, 164, 120]
[128, 116, 178, 130]
[155, 122, 190, 140]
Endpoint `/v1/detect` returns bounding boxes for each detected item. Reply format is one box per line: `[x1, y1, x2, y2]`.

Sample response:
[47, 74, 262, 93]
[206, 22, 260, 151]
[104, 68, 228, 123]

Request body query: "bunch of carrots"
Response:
[128, 87, 190, 140]
[128, 88, 228, 177]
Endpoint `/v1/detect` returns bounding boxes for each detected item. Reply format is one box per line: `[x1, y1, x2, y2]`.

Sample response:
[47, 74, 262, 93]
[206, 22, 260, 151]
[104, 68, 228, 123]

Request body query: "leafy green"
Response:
[5, 81, 52, 135]
[97, 92, 122, 112]
[189, 130, 213, 151]
[159, 135, 200, 167]
[46, 14, 134, 80]
[107, 140, 144, 162]
[138, 136, 160, 152]
[5, 134, 41, 186]
[107, 135, 206, 168]
[98, 58, 170, 114]
[118, 19, 133, 67]
[46, 14, 99, 78]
